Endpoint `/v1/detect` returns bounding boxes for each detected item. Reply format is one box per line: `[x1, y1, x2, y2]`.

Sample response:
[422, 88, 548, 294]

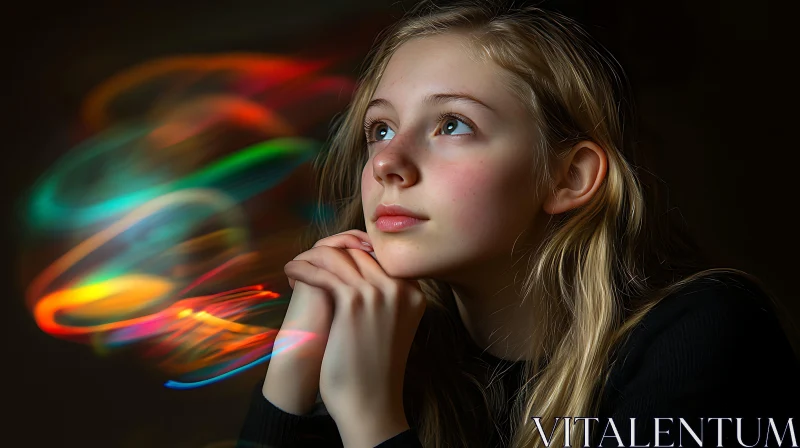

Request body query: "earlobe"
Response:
[541, 140, 608, 215]
[542, 189, 566, 215]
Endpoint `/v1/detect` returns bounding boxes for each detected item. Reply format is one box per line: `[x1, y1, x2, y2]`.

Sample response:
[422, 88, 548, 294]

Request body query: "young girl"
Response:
[237, 1, 799, 447]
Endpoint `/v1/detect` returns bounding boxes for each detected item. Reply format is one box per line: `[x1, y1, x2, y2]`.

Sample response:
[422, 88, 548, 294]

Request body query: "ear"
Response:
[542, 140, 608, 215]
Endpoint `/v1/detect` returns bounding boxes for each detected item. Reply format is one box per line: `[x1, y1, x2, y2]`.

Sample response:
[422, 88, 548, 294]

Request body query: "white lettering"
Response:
[563, 417, 572, 448]
[599, 418, 624, 447]
[677, 418, 703, 446]
[654, 418, 674, 447]
[766, 418, 797, 447]
[630, 417, 651, 447]
[735, 417, 760, 447]
[531, 417, 560, 447]
[573, 417, 599, 447]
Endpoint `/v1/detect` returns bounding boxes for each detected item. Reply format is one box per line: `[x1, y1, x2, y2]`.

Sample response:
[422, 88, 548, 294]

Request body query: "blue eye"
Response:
[363, 112, 475, 145]
[372, 123, 396, 142]
[440, 116, 473, 135]
[363, 117, 396, 144]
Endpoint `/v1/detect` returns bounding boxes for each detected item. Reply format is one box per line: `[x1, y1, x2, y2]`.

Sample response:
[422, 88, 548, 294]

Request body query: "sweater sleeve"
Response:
[595, 276, 800, 448]
[236, 383, 342, 448]
[236, 383, 424, 448]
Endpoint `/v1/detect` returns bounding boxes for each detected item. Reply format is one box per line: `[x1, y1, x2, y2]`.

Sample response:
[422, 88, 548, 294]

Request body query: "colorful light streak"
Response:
[22, 53, 354, 388]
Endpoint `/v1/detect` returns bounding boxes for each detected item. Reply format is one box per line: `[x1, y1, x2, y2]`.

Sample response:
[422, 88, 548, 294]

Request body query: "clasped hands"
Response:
[264, 229, 426, 448]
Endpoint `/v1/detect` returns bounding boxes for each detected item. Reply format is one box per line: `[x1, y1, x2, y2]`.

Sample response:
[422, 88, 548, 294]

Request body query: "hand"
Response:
[263, 230, 374, 415]
[283, 244, 426, 447]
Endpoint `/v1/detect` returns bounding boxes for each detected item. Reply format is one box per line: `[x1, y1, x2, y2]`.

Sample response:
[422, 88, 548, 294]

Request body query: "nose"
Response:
[371, 139, 420, 187]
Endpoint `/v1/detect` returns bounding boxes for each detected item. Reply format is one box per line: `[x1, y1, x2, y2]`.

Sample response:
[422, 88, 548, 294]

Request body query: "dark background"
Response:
[5, 1, 796, 447]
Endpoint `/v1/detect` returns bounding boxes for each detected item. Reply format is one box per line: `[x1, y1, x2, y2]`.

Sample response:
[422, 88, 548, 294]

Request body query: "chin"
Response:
[374, 258, 428, 279]
[369, 250, 430, 279]
[373, 251, 457, 281]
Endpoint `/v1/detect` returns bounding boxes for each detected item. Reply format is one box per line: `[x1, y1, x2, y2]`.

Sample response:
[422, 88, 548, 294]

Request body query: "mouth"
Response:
[372, 203, 427, 221]
[374, 216, 427, 233]
[372, 203, 428, 233]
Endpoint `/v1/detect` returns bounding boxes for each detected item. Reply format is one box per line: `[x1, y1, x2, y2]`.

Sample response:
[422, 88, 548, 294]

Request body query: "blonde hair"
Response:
[299, 1, 779, 446]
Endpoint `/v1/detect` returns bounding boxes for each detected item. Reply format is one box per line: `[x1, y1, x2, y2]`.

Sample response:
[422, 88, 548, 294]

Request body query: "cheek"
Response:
[361, 165, 376, 199]
[442, 162, 531, 241]
[441, 166, 501, 228]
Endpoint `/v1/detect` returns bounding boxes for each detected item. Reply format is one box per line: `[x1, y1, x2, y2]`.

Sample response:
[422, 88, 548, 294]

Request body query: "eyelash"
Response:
[363, 111, 476, 145]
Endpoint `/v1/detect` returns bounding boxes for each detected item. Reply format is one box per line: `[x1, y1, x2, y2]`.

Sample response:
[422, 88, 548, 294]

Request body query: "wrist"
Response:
[263, 360, 320, 415]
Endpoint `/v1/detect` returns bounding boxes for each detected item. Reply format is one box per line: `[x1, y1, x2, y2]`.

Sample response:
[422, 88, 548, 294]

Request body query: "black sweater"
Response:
[237, 274, 800, 447]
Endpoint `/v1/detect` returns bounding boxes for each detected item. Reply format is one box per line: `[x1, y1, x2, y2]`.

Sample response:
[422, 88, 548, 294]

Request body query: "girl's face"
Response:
[361, 32, 545, 281]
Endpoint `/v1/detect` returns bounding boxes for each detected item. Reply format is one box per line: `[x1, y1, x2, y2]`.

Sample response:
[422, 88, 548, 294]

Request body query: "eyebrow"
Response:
[365, 92, 496, 115]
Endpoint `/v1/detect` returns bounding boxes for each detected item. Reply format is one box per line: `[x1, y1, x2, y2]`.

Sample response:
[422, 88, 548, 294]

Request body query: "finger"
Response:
[290, 231, 371, 291]
[343, 248, 395, 291]
[284, 260, 348, 299]
[313, 230, 372, 250]
[333, 229, 371, 244]
[292, 246, 369, 291]
[345, 249, 425, 307]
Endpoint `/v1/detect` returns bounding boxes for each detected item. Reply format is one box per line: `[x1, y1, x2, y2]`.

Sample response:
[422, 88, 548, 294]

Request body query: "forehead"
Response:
[373, 33, 516, 106]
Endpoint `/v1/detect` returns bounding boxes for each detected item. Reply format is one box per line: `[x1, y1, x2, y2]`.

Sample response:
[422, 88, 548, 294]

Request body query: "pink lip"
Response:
[375, 216, 426, 232]
[372, 204, 427, 222]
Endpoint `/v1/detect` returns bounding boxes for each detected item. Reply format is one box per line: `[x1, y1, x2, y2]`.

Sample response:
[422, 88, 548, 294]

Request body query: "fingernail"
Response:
[361, 241, 373, 248]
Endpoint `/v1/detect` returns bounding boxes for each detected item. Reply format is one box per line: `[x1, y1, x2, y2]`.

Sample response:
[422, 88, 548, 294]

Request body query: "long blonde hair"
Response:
[298, 1, 782, 446]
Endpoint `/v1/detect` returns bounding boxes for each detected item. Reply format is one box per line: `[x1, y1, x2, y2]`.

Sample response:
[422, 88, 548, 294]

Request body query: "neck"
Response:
[448, 260, 540, 362]
[443, 219, 549, 363]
